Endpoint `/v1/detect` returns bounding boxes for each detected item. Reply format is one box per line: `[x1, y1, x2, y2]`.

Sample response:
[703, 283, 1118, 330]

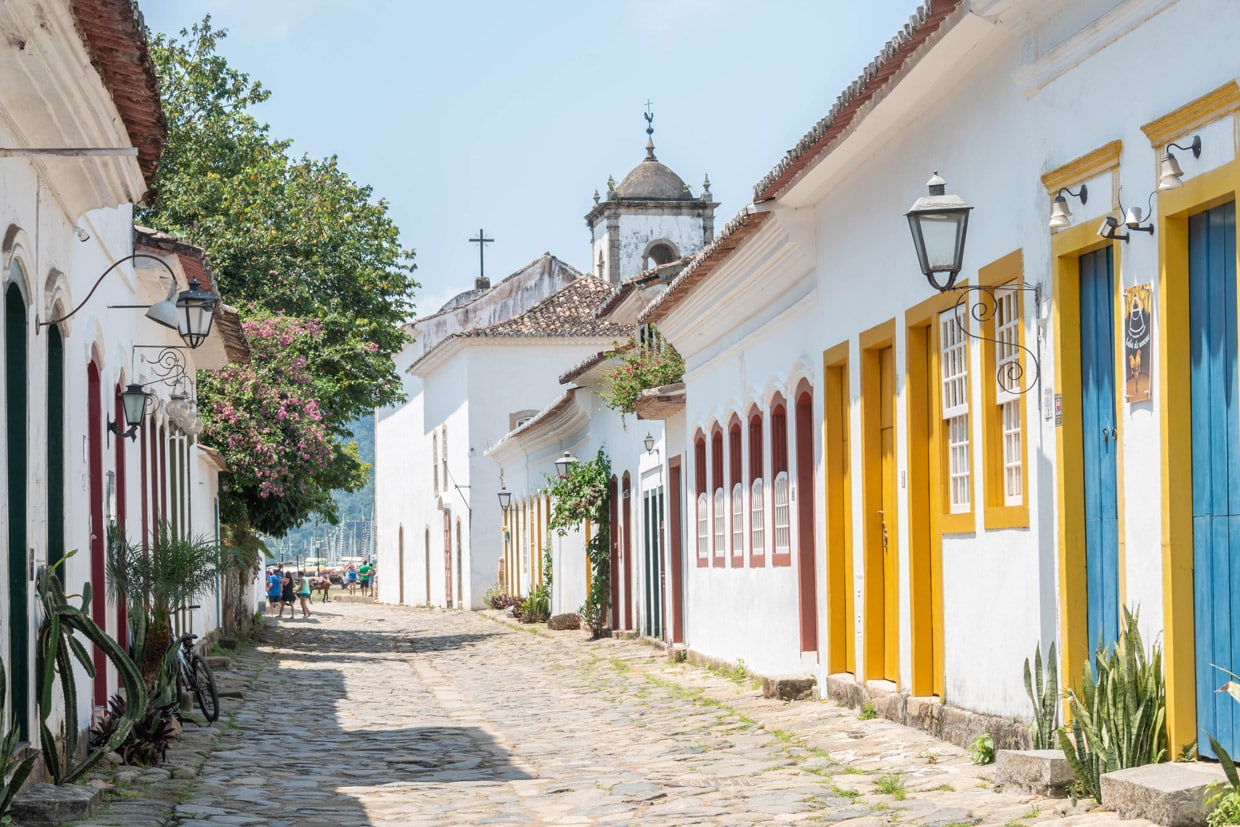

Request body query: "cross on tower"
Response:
[468, 228, 494, 281]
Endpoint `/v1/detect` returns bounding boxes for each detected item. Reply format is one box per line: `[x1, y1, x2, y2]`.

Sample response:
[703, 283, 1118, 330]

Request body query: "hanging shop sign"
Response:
[1123, 283, 1153, 402]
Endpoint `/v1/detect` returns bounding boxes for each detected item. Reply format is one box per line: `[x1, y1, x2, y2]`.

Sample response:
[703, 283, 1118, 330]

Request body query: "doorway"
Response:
[862, 333, 899, 682]
[642, 486, 664, 639]
[1189, 201, 1238, 757]
[5, 283, 28, 738]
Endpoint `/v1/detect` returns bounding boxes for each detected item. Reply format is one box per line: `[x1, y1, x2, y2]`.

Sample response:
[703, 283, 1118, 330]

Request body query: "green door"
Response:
[6, 283, 28, 739]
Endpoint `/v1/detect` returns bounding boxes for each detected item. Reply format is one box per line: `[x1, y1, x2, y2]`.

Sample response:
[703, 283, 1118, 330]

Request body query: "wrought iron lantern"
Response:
[906, 172, 973, 291]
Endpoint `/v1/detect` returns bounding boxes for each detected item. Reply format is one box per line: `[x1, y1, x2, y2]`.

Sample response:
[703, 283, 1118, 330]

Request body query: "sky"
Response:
[141, 1, 919, 317]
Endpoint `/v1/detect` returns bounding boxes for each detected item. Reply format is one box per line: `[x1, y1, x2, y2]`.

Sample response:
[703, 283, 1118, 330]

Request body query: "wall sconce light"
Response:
[644, 432, 661, 463]
[41, 254, 219, 349]
[107, 383, 153, 442]
[1097, 216, 1129, 243]
[1099, 192, 1156, 243]
[906, 172, 973, 292]
[1048, 184, 1088, 230]
[554, 450, 578, 477]
[497, 484, 511, 512]
[1159, 135, 1202, 191]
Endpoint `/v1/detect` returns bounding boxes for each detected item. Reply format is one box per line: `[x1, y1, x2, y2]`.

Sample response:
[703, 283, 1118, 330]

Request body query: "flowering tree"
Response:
[601, 326, 685, 413]
[198, 314, 368, 536]
[547, 449, 611, 638]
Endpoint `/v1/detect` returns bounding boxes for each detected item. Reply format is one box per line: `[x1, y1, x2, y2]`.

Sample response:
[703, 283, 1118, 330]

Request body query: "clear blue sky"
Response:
[142, 1, 917, 317]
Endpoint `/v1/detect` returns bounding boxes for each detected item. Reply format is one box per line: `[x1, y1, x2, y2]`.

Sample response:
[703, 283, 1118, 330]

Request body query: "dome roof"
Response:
[618, 156, 691, 200]
[438, 286, 487, 313]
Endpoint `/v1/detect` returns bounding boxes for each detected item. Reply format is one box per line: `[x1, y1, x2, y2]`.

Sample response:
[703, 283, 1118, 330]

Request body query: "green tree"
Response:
[140, 18, 417, 537]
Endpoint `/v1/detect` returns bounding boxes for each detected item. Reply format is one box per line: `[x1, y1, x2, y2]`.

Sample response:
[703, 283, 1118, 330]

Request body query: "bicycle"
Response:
[174, 623, 219, 723]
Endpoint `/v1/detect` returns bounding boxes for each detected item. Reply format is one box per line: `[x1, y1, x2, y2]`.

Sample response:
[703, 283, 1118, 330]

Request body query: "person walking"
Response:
[266, 568, 283, 618]
[280, 569, 296, 618]
[296, 573, 313, 618]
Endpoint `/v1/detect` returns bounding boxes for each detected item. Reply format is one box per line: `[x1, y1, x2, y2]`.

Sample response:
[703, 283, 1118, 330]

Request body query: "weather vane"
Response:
[644, 100, 655, 159]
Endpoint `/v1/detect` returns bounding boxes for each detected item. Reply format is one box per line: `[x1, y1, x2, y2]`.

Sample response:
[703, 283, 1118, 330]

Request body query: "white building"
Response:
[1, 0, 244, 758]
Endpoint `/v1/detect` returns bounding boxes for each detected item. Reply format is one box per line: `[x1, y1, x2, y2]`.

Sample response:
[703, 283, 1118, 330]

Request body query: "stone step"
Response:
[206, 655, 231, 670]
[1099, 761, 1227, 826]
[994, 749, 1074, 796]
[761, 675, 816, 701]
[10, 782, 101, 825]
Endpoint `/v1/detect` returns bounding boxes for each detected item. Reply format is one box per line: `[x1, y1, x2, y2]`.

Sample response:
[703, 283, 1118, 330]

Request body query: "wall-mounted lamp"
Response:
[1099, 192, 1156, 243]
[1097, 216, 1129, 243]
[1048, 184, 1088, 230]
[107, 383, 153, 442]
[554, 450, 578, 477]
[1159, 135, 1202, 191]
[906, 172, 973, 292]
[43, 253, 219, 349]
[497, 484, 511, 512]
[643, 432, 662, 463]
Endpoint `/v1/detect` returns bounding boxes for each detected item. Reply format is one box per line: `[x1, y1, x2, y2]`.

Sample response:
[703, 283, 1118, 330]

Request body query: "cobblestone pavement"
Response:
[74, 601, 1156, 826]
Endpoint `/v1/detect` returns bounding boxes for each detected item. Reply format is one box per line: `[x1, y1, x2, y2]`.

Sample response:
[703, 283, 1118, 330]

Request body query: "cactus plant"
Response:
[1024, 640, 1059, 749]
[35, 554, 146, 784]
[0, 657, 37, 821]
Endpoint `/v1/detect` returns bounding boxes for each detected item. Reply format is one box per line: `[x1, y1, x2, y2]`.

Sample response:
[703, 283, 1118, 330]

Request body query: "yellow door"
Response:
[879, 346, 900, 681]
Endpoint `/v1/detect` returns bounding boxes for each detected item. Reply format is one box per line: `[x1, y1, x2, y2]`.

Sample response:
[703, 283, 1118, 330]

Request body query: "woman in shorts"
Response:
[281, 570, 296, 618]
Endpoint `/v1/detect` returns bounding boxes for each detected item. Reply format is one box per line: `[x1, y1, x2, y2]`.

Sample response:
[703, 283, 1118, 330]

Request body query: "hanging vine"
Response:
[547, 448, 611, 638]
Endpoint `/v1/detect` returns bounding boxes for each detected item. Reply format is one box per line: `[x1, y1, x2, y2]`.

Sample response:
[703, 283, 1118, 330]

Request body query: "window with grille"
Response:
[713, 488, 725, 560]
[432, 433, 438, 493]
[731, 484, 744, 554]
[995, 288, 1022, 505]
[773, 471, 790, 557]
[750, 478, 765, 552]
[697, 493, 709, 560]
[441, 427, 448, 492]
[940, 308, 970, 513]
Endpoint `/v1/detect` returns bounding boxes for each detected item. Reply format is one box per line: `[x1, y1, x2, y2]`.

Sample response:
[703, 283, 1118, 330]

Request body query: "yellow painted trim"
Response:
[1041, 140, 1123, 197]
[905, 290, 964, 698]
[824, 343, 854, 675]
[1141, 81, 1240, 149]
[1051, 219, 1117, 692]
[859, 319, 896, 682]
[978, 250, 1031, 530]
[1157, 155, 1240, 755]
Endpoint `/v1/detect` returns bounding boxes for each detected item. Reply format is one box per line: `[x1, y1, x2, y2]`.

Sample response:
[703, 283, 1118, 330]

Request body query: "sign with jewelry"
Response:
[1123, 283, 1153, 402]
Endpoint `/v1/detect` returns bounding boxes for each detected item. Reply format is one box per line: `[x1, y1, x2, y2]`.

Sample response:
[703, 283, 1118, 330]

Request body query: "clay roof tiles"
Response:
[753, 0, 964, 202]
[70, 0, 166, 187]
[461, 276, 625, 339]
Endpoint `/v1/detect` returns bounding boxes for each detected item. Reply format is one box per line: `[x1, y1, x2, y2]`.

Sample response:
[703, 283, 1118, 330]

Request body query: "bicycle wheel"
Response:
[189, 654, 220, 722]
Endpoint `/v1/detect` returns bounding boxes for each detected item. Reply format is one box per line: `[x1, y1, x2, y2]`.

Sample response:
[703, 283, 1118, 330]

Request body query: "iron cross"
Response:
[468, 228, 494, 280]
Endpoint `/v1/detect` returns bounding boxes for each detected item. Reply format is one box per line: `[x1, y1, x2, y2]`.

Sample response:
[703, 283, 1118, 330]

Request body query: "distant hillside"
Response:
[269, 415, 375, 563]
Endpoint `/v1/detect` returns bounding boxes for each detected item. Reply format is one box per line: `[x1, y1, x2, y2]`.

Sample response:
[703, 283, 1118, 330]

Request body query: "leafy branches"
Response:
[601, 327, 684, 413]
[546, 449, 611, 638]
[142, 17, 417, 536]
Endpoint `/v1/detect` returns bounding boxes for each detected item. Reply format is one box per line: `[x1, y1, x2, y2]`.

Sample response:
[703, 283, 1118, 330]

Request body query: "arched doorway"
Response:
[5, 282, 29, 738]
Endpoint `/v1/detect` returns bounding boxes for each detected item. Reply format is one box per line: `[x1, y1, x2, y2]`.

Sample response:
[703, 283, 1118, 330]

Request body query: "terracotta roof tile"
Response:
[753, 0, 964, 202]
[70, 0, 166, 187]
[462, 276, 625, 339]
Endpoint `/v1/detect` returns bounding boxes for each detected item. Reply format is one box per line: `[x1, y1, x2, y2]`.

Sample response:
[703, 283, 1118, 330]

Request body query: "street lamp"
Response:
[497, 484, 511, 512]
[554, 450, 578, 477]
[107, 383, 153, 442]
[905, 172, 972, 292]
[174, 278, 218, 349]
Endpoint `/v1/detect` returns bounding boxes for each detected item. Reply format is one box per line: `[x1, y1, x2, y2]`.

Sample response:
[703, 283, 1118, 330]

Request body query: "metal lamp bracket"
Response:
[948, 282, 1042, 395]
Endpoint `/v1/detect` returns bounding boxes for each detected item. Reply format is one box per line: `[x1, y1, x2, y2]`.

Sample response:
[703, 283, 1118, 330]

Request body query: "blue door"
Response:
[1190, 200, 1239, 758]
[1080, 248, 1120, 651]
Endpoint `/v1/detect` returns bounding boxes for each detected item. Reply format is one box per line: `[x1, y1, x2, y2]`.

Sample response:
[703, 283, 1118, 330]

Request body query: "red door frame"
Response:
[668, 456, 684, 644]
[795, 385, 819, 653]
[114, 387, 127, 651]
[87, 362, 107, 705]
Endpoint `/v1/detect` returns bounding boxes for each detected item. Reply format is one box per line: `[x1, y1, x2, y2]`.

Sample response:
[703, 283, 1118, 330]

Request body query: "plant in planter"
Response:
[104, 522, 226, 689]
[601, 327, 685, 413]
[1057, 607, 1166, 803]
[546, 448, 611, 638]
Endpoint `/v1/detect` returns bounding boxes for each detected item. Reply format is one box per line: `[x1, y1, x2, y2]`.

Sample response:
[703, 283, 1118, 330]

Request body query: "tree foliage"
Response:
[140, 18, 417, 536]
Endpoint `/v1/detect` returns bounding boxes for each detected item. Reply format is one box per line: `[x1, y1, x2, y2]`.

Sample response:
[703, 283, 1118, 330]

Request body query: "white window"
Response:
[940, 308, 970, 513]
[697, 493, 709, 560]
[750, 478, 765, 553]
[995, 288, 1022, 505]
[713, 488, 726, 559]
[731, 483, 744, 556]
[773, 471, 790, 557]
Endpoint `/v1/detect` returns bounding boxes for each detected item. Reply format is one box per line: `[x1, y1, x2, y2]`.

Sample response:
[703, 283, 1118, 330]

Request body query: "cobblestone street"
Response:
[76, 602, 1156, 826]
